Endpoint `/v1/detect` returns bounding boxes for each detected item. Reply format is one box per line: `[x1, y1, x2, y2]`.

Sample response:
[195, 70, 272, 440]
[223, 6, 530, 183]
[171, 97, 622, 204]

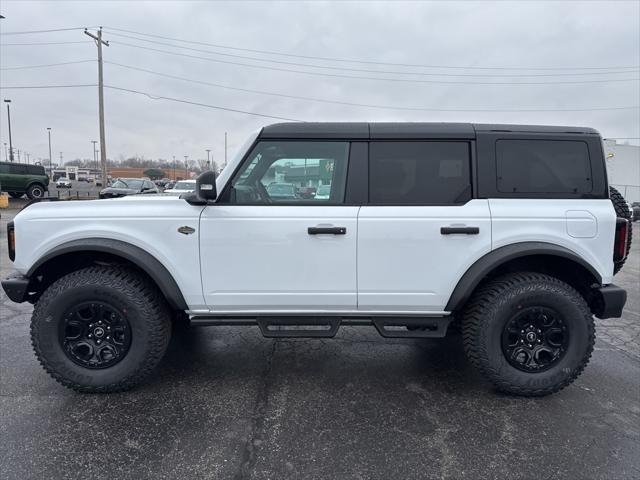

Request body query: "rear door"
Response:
[200, 140, 359, 311]
[357, 141, 492, 312]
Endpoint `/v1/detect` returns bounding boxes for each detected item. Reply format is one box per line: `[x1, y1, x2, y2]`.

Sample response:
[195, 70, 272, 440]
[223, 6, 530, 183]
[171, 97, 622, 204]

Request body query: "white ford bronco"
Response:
[2, 123, 632, 396]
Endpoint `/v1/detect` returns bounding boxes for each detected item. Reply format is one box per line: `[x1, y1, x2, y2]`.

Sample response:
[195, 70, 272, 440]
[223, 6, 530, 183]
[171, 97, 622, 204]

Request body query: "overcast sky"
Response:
[0, 0, 639, 166]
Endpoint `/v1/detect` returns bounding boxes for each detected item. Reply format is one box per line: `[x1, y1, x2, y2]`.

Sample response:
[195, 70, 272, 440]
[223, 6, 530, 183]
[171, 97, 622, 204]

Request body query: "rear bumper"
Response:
[592, 284, 627, 319]
[1, 273, 30, 303]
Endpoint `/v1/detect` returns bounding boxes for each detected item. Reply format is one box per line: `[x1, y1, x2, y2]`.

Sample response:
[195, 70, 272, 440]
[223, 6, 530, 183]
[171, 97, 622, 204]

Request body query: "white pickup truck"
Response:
[2, 122, 631, 396]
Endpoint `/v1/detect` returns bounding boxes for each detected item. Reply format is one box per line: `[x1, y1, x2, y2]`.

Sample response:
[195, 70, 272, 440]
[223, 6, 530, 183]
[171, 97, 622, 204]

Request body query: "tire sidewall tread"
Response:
[463, 272, 595, 397]
[31, 266, 171, 393]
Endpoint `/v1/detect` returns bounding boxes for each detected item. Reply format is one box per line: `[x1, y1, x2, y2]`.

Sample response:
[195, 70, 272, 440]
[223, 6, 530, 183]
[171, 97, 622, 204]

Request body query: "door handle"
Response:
[308, 226, 347, 235]
[440, 226, 480, 235]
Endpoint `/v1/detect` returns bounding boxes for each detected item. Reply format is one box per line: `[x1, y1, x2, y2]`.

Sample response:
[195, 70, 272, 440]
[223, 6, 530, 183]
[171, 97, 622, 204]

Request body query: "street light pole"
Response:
[172, 155, 176, 180]
[47, 128, 53, 178]
[91, 140, 97, 173]
[4, 99, 14, 162]
[184, 155, 188, 178]
[206, 149, 211, 170]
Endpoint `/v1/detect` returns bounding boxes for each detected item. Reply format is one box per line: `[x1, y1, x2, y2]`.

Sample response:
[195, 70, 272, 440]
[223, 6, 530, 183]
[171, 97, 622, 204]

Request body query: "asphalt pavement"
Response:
[1, 205, 639, 480]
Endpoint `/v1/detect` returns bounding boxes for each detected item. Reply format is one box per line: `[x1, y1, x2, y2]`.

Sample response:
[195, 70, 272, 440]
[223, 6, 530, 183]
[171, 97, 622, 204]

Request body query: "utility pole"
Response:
[84, 27, 109, 185]
[206, 149, 211, 171]
[4, 99, 14, 162]
[224, 132, 227, 168]
[47, 128, 53, 178]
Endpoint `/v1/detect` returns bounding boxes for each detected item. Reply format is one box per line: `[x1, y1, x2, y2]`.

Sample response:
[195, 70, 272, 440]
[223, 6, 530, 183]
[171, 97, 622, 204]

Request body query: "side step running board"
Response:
[189, 315, 451, 339]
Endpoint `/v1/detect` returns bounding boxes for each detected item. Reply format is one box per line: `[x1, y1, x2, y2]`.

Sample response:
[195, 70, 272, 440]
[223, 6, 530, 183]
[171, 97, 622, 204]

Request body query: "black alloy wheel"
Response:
[61, 302, 132, 369]
[501, 307, 568, 372]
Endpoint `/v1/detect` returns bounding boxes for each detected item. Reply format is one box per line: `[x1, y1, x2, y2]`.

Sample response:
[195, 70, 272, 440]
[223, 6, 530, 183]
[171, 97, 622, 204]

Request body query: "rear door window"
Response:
[368, 142, 471, 204]
[496, 140, 592, 194]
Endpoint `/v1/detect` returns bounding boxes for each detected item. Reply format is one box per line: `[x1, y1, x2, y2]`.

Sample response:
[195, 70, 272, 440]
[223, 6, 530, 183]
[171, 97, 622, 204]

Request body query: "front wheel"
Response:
[31, 266, 172, 393]
[462, 272, 595, 396]
[26, 183, 46, 199]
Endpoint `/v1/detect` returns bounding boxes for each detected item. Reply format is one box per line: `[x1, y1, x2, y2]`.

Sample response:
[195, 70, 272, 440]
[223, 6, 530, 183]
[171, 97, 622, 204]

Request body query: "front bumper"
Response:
[1, 273, 30, 303]
[592, 284, 627, 319]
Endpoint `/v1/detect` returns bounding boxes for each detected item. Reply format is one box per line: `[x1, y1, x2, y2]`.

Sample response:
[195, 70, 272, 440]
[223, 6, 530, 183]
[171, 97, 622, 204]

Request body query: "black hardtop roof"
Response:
[259, 122, 600, 139]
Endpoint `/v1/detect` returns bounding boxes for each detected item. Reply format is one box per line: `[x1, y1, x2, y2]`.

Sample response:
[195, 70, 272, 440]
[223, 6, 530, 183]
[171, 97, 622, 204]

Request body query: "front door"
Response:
[200, 140, 358, 312]
[357, 141, 492, 312]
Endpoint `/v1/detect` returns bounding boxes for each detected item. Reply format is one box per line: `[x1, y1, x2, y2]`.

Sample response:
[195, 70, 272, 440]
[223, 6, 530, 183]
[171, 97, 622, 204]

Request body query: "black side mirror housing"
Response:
[184, 171, 217, 205]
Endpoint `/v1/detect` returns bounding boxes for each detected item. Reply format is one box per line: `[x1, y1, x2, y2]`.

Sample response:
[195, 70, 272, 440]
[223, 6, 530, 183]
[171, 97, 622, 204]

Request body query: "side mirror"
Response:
[196, 171, 217, 201]
[183, 171, 217, 205]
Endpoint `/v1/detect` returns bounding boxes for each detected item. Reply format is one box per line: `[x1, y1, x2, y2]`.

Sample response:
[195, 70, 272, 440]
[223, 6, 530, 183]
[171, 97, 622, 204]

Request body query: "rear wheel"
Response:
[462, 272, 594, 396]
[610, 186, 632, 274]
[31, 266, 172, 393]
[26, 183, 46, 199]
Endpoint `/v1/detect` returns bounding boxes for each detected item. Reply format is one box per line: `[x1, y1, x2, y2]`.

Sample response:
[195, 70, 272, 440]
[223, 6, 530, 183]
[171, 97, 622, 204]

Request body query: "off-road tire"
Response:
[610, 186, 632, 274]
[462, 272, 595, 397]
[31, 266, 172, 393]
[8, 191, 23, 198]
[26, 183, 46, 199]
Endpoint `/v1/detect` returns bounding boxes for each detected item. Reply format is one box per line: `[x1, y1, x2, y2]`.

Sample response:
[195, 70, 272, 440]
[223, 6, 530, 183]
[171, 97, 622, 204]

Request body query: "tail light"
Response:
[7, 221, 15, 262]
[614, 218, 629, 262]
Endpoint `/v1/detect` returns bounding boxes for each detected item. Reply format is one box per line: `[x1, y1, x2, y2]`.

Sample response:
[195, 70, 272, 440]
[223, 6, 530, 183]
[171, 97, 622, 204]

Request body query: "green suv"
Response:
[0, 162, 49, 199]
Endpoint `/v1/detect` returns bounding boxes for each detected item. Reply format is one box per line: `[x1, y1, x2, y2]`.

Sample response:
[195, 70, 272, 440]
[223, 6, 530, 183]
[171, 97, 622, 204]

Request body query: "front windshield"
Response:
[112, 179, 143, 189]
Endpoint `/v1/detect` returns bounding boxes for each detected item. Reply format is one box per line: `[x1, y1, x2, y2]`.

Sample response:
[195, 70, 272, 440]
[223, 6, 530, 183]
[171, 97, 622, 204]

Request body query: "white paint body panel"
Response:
[12, 196, 208, 309]
[357, 200, 492, 311]
[489, 199, 615, 285]
[200, 206, 359, 310]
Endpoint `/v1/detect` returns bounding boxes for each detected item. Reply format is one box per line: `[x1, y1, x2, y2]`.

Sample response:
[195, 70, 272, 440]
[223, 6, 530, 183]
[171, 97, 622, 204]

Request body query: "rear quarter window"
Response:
[496, 139, 592, 194]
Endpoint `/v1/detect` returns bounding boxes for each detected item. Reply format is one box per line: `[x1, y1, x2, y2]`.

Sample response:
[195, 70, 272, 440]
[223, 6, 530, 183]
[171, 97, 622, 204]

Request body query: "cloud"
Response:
[0, 0, 638, 164]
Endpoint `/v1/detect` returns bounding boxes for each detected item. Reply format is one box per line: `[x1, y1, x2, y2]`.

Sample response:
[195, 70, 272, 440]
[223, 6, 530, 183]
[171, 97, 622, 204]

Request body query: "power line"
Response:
[104, 26, 640, 72]
[104, 85, 301, 121]
[104, 31, 638, 78]
[0, 60, 95, 70]
[0, 84, 97, 89]
[0, 41, 90, 46]
[105, 61, 640, 113]
[0, 27, 93, 35]
[109, 41, 640, 85]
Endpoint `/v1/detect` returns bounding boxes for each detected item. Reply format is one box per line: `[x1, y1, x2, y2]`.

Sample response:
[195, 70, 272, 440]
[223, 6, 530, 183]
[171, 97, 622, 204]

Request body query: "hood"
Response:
[16, 194, 199, 221]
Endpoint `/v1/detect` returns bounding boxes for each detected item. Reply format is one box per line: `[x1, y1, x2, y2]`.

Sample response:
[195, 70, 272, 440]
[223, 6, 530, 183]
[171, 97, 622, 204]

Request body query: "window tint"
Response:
[496, 140, 592, 194]
[231, 141, 349, 204]
[369, 142, 471, 204]
[26, 165, 45, 175]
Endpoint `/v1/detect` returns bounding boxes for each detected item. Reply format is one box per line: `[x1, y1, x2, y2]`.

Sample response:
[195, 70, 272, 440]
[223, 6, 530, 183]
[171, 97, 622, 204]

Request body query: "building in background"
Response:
[604, 139, 640, 203]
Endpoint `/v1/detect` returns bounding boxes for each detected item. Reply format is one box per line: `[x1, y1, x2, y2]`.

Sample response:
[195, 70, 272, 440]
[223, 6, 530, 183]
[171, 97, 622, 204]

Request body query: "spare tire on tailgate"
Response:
[610, 186, 632, 274]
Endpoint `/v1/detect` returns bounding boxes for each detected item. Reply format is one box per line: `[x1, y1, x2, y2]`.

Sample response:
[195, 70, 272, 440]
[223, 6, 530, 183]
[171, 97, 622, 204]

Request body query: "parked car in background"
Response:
[632, 202, 640, 221]
[56, 177, 72, 189]
[297, 186, 316, 199]
[164, 181, 175, 190]
[314, 184, 331, 200]
[266, 182, 298, 200]
[99, 178, 159, 199]
[164, 179, 196, 194]
[0, 162, 49, 199]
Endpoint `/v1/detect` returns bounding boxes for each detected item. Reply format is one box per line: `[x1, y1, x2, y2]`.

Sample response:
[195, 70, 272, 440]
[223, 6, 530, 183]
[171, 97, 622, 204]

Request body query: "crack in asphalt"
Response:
[235, 340, 277, 480]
